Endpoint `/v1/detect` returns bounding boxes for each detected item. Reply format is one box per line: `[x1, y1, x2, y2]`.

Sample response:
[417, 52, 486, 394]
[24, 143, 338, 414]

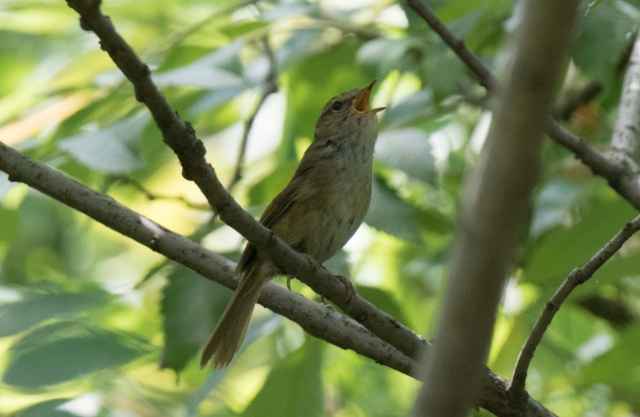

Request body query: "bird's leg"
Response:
[286, 274, 294, 291]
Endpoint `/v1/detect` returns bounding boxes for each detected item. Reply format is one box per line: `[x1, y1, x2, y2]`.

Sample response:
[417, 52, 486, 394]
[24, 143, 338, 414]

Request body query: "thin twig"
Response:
[111, 175, 210, 210]
[407, 0, 640, 211]
[227, 36, 278, 190]
[510, 214, 640, 399]
[553, 81, 603, 121]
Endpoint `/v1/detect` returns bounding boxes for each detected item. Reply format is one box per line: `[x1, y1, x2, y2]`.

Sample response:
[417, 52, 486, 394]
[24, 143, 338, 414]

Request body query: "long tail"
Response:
[200, 266, 265, 369]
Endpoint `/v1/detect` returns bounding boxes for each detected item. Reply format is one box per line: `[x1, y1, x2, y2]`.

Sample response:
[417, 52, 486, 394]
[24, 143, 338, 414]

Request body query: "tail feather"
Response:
[200, 267, 265, 369]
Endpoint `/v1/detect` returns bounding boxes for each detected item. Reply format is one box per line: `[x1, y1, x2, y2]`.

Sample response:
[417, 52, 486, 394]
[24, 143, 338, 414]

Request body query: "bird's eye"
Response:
[331, 101, 343, 111]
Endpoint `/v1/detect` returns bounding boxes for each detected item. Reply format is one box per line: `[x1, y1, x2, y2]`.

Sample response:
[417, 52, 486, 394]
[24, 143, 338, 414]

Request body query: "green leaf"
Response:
[573, 3, 635, 87]
[365, 176, 421, 242]
[0, 288, 111, 337]
[219, 21, 270, 39]
[530, 179, 584, 237]
[262, 2, 320, 21]
[425, 44, 466, 101]
[581, 323, 640, 390]
[189, 85, 247, 116]
[415, 207, 455, 235]
[154, 41, 248, 89]
[0, 171, 15, 200]
[248, 161, 298, 208]
[3, 322, 144, 388]
[357, 37, 425, 76]
[14, 399, 76, 417]
[323, 249, 351, 278]
[187, 314, 283, 416]
[524, 196, 638, 284]
[154, 66, 248, 89]
[380, 89, 434, 129]
[0, 206, 20, 243]
[58, 114, 148, 173]
[161, 264, 232, 373]
[276, 29, 322, 71]
[242, 337, 323, 417]
[375, 128, 436, 184]
[357, 286, 409, 326]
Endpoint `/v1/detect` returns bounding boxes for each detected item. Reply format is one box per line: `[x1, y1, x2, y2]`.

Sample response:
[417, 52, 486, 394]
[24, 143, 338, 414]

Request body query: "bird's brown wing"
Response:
[235, 176, 304, 273]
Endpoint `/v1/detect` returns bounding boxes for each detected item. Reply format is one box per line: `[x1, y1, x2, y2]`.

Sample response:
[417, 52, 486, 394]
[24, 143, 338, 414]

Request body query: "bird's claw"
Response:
[301, 253, 322, 271]
[335, 274, 357, 313]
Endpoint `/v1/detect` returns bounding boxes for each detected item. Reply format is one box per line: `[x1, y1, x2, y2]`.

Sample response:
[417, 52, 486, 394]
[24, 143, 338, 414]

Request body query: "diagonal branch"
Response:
[65, 0, 424, 363]
[0, 139, 556, 417]
[407, 0, 640, 211]
[510, 214, 640, 399]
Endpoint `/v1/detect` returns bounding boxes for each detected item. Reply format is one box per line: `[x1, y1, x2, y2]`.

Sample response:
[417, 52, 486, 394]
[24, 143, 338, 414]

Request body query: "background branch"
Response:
[227, 36, 278, 190]
[510, 214, 640, 398]
[407, 0, 640, 211]
[608, 32, 640, 167]
[510, 30, 640, 400]
[412, 0, 580, 415]
[553, 81, 603, 121]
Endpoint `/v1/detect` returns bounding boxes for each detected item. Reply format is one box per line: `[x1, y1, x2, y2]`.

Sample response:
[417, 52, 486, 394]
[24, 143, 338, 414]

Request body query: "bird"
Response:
[200, 80, 385, 369]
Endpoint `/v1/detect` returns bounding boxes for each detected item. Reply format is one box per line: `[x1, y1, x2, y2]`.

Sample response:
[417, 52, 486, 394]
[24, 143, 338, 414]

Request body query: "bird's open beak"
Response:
[353, 79, 386, 114]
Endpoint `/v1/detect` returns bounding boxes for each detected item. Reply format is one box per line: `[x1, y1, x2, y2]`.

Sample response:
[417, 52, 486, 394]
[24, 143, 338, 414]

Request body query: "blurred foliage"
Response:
[1, 0, 640, 416]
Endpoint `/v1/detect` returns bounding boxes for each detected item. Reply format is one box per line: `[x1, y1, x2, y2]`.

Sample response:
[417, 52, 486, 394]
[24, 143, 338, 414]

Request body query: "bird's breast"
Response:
[283, 155, 372, 263]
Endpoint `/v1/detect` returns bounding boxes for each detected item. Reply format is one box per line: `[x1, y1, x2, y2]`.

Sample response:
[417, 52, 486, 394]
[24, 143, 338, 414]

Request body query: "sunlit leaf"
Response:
[188, 314, 283, 416]
[3, 322, 144, 388]
[58, 114, 148, 173]
[242, 337, 323, 417]
[380, 88, 434, 129]
[0, 288, 111, 337]
[357, 286, 409, 326]
[357, 37, 424, 76]
[524, 195, 637, 285]
[0, 171, 14, 200]
[161, 264, 232, 373]
[365, 176, 421, 242]
[154, 41, 248, 89]
[248, 161, 298, 208]
[13, 399, 76, 417]
[375, 128, 436, 184]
